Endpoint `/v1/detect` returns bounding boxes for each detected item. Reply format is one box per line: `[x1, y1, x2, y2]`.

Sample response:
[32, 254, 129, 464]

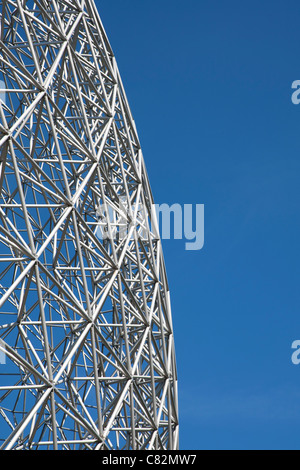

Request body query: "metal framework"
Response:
[0, 0, 178, 450]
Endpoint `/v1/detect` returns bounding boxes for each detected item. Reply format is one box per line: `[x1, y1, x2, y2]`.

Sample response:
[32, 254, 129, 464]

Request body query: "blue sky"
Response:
[97, 0, 300, 450]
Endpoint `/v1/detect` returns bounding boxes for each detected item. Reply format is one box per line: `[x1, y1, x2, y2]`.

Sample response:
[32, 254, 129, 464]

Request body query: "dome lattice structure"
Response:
[0, 0, 178, 450]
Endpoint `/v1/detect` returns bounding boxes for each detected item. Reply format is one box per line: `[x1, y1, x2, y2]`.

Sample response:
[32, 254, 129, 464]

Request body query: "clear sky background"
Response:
[97, 0, 300, 450]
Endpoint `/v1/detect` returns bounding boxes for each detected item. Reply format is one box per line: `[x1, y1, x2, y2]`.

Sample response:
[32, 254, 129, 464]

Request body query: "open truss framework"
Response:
[0, 0, 178, 450]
